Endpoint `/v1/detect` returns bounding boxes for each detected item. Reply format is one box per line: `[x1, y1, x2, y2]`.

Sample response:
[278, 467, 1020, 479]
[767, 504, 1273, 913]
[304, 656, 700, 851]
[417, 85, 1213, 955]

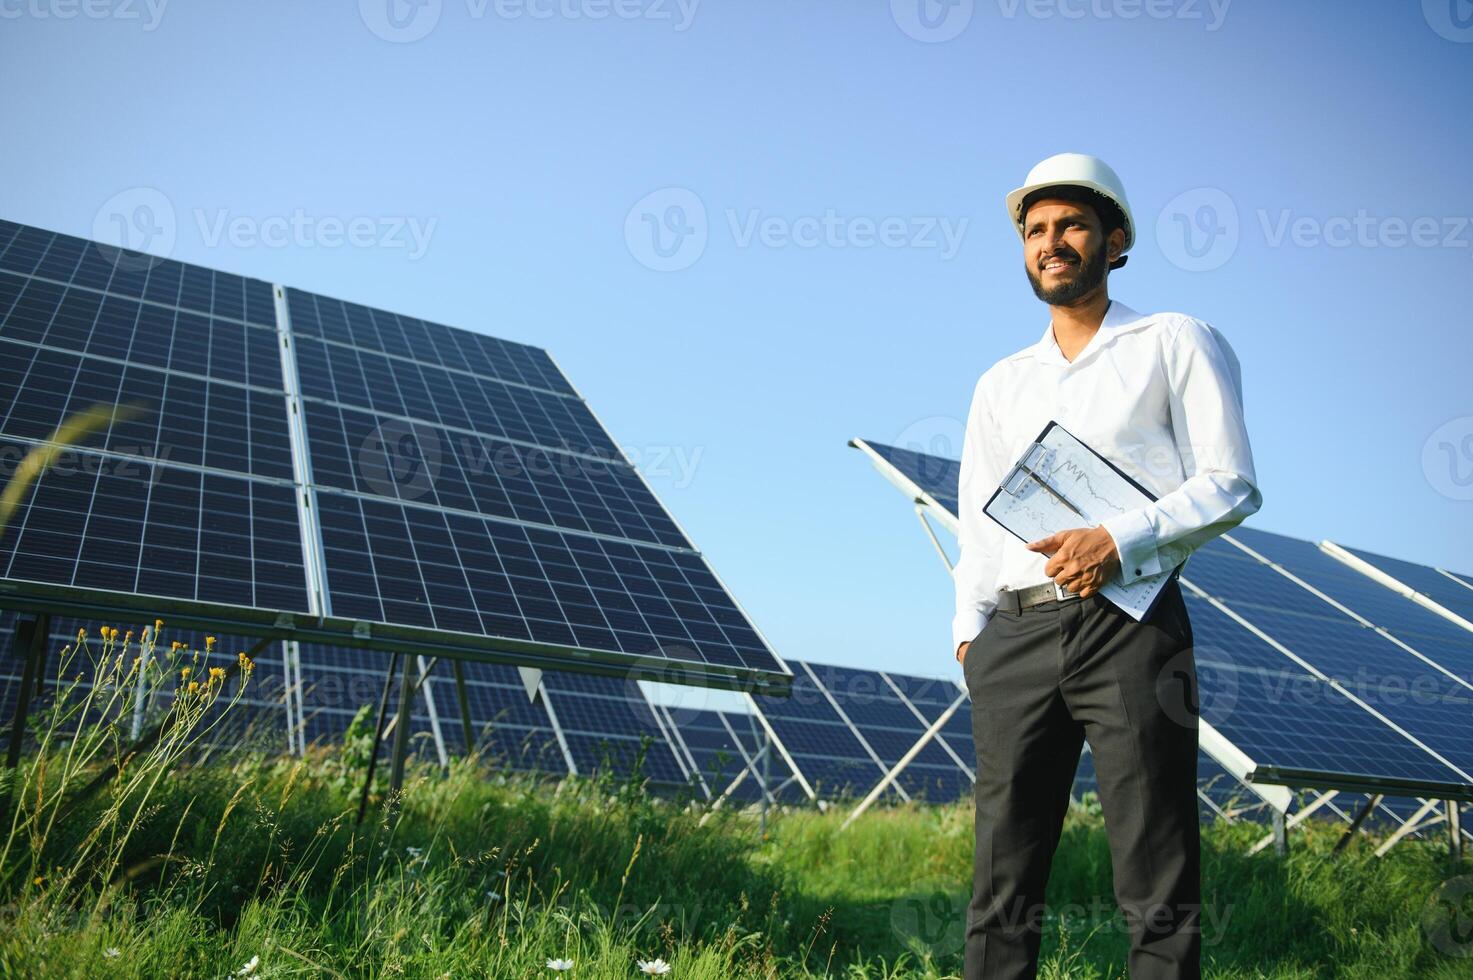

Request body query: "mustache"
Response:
[1039, 249, 1081, 268]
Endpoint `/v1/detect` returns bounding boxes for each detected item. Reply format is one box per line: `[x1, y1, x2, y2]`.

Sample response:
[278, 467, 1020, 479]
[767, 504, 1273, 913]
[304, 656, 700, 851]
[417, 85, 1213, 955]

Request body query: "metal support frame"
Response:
[416, 656, 449, 769]
[842, 688, 967, 830]
[1450, 801, 1464, 860]
[1372, 798, 1445, 857]
[451, 660, 475, 752]
[1331, 793, 1385, 855]
[386, 654, 416, 815]
[0, 613, 51, 828]
[914, 505, 955, 573]
[1249, 789, 1339, 856]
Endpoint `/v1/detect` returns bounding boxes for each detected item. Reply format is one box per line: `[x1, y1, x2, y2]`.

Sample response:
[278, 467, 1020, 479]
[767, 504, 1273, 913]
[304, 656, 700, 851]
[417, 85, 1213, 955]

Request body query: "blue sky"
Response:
[3, 1, 1472, 697]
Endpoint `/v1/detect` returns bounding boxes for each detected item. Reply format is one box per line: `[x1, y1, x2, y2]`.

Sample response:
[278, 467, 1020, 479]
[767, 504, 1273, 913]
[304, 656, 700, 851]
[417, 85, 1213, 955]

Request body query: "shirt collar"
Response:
[1009, 299, 1148, 366]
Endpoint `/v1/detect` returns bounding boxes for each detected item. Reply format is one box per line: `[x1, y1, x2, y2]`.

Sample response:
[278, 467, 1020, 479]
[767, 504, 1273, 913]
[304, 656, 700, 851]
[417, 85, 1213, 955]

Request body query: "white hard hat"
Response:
[1005, 153, 1135, 257]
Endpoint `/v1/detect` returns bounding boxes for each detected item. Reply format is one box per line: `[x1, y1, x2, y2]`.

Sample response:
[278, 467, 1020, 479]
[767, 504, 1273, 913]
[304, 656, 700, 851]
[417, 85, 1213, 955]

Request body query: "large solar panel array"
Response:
[654, 705, 798, 804]
[535, 670, 695, 790]
[0, 219, 788, 694]
[850, 437, 1473, 814]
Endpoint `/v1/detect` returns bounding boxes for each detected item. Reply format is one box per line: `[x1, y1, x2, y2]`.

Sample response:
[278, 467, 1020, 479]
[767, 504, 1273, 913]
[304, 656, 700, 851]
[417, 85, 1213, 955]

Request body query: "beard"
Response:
[1025, 245, 1107, 306]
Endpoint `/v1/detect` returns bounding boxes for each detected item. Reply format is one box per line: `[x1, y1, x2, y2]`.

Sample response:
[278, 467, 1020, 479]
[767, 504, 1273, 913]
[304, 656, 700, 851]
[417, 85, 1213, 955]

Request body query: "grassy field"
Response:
[1, 630, 1471, 978]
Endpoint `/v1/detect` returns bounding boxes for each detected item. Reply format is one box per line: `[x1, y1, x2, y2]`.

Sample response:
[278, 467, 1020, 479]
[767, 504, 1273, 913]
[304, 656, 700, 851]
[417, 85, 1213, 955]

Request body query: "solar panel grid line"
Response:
[879, 670, 976, 779]
[285, 288, 576, 399]
[740, 691, 820, 801]
[1222, 534, 1473, 699]
[715, 710, 784, 802]
[1321, 540, 1473, 638]
[646, 699, 699, 786]
[653, 704, 719, 798]
[799, 661, 912, 803]
[1439, 568, 1473, 592]
[1181, 577, 1473, 788]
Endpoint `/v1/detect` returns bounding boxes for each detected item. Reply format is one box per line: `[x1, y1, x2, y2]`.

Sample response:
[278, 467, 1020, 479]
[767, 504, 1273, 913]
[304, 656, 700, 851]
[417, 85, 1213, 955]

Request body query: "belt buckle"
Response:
[1052, 581, 1073, 602]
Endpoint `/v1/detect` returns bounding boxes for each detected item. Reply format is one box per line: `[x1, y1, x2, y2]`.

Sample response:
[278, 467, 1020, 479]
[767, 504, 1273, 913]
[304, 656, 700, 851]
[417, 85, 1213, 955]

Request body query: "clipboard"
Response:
[983, 420, 1180, 621]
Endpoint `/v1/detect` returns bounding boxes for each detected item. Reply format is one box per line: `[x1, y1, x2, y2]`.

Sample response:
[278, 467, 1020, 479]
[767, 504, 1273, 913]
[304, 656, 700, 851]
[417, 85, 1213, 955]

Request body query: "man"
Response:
[954, 153, 1262, 980]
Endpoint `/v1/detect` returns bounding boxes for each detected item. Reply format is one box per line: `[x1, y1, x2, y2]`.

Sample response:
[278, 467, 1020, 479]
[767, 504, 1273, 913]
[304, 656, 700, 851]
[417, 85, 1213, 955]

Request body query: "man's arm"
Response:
[1098, 317, 1263, 584]
[952, 375, 1009, 659]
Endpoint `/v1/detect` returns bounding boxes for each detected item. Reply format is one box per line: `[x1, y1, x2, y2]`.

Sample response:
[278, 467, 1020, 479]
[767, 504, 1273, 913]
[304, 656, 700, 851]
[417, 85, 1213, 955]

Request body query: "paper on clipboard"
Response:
[983, 421, 1177, 621]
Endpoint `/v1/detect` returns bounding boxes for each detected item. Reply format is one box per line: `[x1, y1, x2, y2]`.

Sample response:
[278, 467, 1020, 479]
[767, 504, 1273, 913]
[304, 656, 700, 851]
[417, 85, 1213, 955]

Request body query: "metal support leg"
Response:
[356, 652, 400, 826]
[1450, 801, 1464, 861]
[386, 653, 417, 817]
[759, 727, 771, 838]
[1272, 809, 1288, 857]
[1332, 793, 1384, 855]
[451, 660, 475, 753]
[0, 614, 47, 828]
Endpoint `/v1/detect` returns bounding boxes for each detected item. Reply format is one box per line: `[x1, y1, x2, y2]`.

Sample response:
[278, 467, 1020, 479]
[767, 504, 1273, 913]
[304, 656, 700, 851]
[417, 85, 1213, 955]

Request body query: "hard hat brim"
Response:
[1006, 178, 1135, 252]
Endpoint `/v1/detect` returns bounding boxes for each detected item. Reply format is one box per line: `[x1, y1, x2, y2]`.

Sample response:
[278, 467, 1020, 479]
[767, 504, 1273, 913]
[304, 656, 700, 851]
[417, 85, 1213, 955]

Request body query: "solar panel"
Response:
[654, 706, 799, 803]
[537, 670, 693, 789]
[1326, 541, 1473, 633]
[850, 437, 1473, 802]
[851, 439, 960, 517]
[0, 219, 789, 696]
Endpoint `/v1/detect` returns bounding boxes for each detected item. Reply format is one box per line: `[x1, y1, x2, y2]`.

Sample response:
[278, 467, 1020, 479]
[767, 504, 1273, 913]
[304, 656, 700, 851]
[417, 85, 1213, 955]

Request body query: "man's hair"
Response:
[1020, 184, 1129, 270]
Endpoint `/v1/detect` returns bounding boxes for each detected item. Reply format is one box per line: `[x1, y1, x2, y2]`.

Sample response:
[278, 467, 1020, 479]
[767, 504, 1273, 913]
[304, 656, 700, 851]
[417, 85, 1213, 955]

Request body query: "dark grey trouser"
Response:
[961, 579, 1201, 980]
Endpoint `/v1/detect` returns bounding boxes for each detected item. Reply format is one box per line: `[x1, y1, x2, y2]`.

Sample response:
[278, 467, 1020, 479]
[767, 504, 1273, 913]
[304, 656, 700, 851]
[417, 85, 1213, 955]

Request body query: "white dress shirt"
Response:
[952, 299, 1262, 651]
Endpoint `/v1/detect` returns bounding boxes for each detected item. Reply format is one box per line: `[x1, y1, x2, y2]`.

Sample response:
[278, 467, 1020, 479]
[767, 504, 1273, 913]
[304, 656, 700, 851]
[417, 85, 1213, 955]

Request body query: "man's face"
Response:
[1022, 198, 1121, 306]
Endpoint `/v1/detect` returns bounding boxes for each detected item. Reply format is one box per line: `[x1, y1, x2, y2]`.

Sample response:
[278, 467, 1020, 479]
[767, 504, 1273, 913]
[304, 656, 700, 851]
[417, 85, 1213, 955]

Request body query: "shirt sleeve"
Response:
[1099, 317, 1263, 584]
[952, 374, 1011, 651]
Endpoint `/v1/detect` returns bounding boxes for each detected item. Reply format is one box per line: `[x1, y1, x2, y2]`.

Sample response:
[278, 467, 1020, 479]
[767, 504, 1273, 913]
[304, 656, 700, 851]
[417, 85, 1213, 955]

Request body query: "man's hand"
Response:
[956, 640, 969, 665]
[1025, 526, 1121, 598]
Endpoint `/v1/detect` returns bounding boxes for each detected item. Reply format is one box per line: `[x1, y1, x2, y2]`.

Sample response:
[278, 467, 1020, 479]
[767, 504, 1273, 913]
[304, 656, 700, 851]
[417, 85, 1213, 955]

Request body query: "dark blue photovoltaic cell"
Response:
[0, 220, 276, 327]
[1200, 665, 1466, 786]
[0, 445, 309, 612]
[539, 670, 690, 787]
[301, 401, 688, 548]
[0, 222, 308, 617]
[656, 706, 797, 803]
[314, 492, 766, 669]
[1342, 545, 1473, 628]
[285, 288, 574, 396]
[1231, 528, 1473, 669]
[858, 440, 960, 515]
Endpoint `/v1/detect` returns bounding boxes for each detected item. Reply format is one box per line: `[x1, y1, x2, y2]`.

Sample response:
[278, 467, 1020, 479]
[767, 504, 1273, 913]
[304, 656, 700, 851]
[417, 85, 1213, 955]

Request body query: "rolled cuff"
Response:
[1100, 509, 1161, 585]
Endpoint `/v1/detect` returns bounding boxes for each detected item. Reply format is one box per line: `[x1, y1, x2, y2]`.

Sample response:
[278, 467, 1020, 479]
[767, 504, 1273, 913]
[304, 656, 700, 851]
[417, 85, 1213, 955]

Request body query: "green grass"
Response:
[1, 630, 1472, 978]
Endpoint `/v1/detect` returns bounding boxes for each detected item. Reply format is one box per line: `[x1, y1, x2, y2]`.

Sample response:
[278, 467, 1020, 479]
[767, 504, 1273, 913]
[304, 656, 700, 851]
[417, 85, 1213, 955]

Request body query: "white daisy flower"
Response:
[237, 955, 260, 976]
[638, 957, 672, 975]
[546, 957, 575, 971]
[103, 948, 121, 959]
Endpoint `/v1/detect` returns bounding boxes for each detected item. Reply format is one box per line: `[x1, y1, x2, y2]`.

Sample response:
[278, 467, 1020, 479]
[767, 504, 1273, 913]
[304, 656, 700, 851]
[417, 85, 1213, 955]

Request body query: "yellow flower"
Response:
[187, 681, 200, 694]
[77, 628, 87, 641]
[205, 636, 216, 651]
[208, 667, 226, 683]
[180, 667, 191, 680]
[238, 652, 255, 673]
[32, 876, 43, 886]
[124, 630, 133, 642]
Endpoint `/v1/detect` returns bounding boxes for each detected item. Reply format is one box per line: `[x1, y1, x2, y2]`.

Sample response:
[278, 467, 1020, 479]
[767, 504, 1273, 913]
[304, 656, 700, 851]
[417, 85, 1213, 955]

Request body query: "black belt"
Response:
[996, 569, 1180, 615]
